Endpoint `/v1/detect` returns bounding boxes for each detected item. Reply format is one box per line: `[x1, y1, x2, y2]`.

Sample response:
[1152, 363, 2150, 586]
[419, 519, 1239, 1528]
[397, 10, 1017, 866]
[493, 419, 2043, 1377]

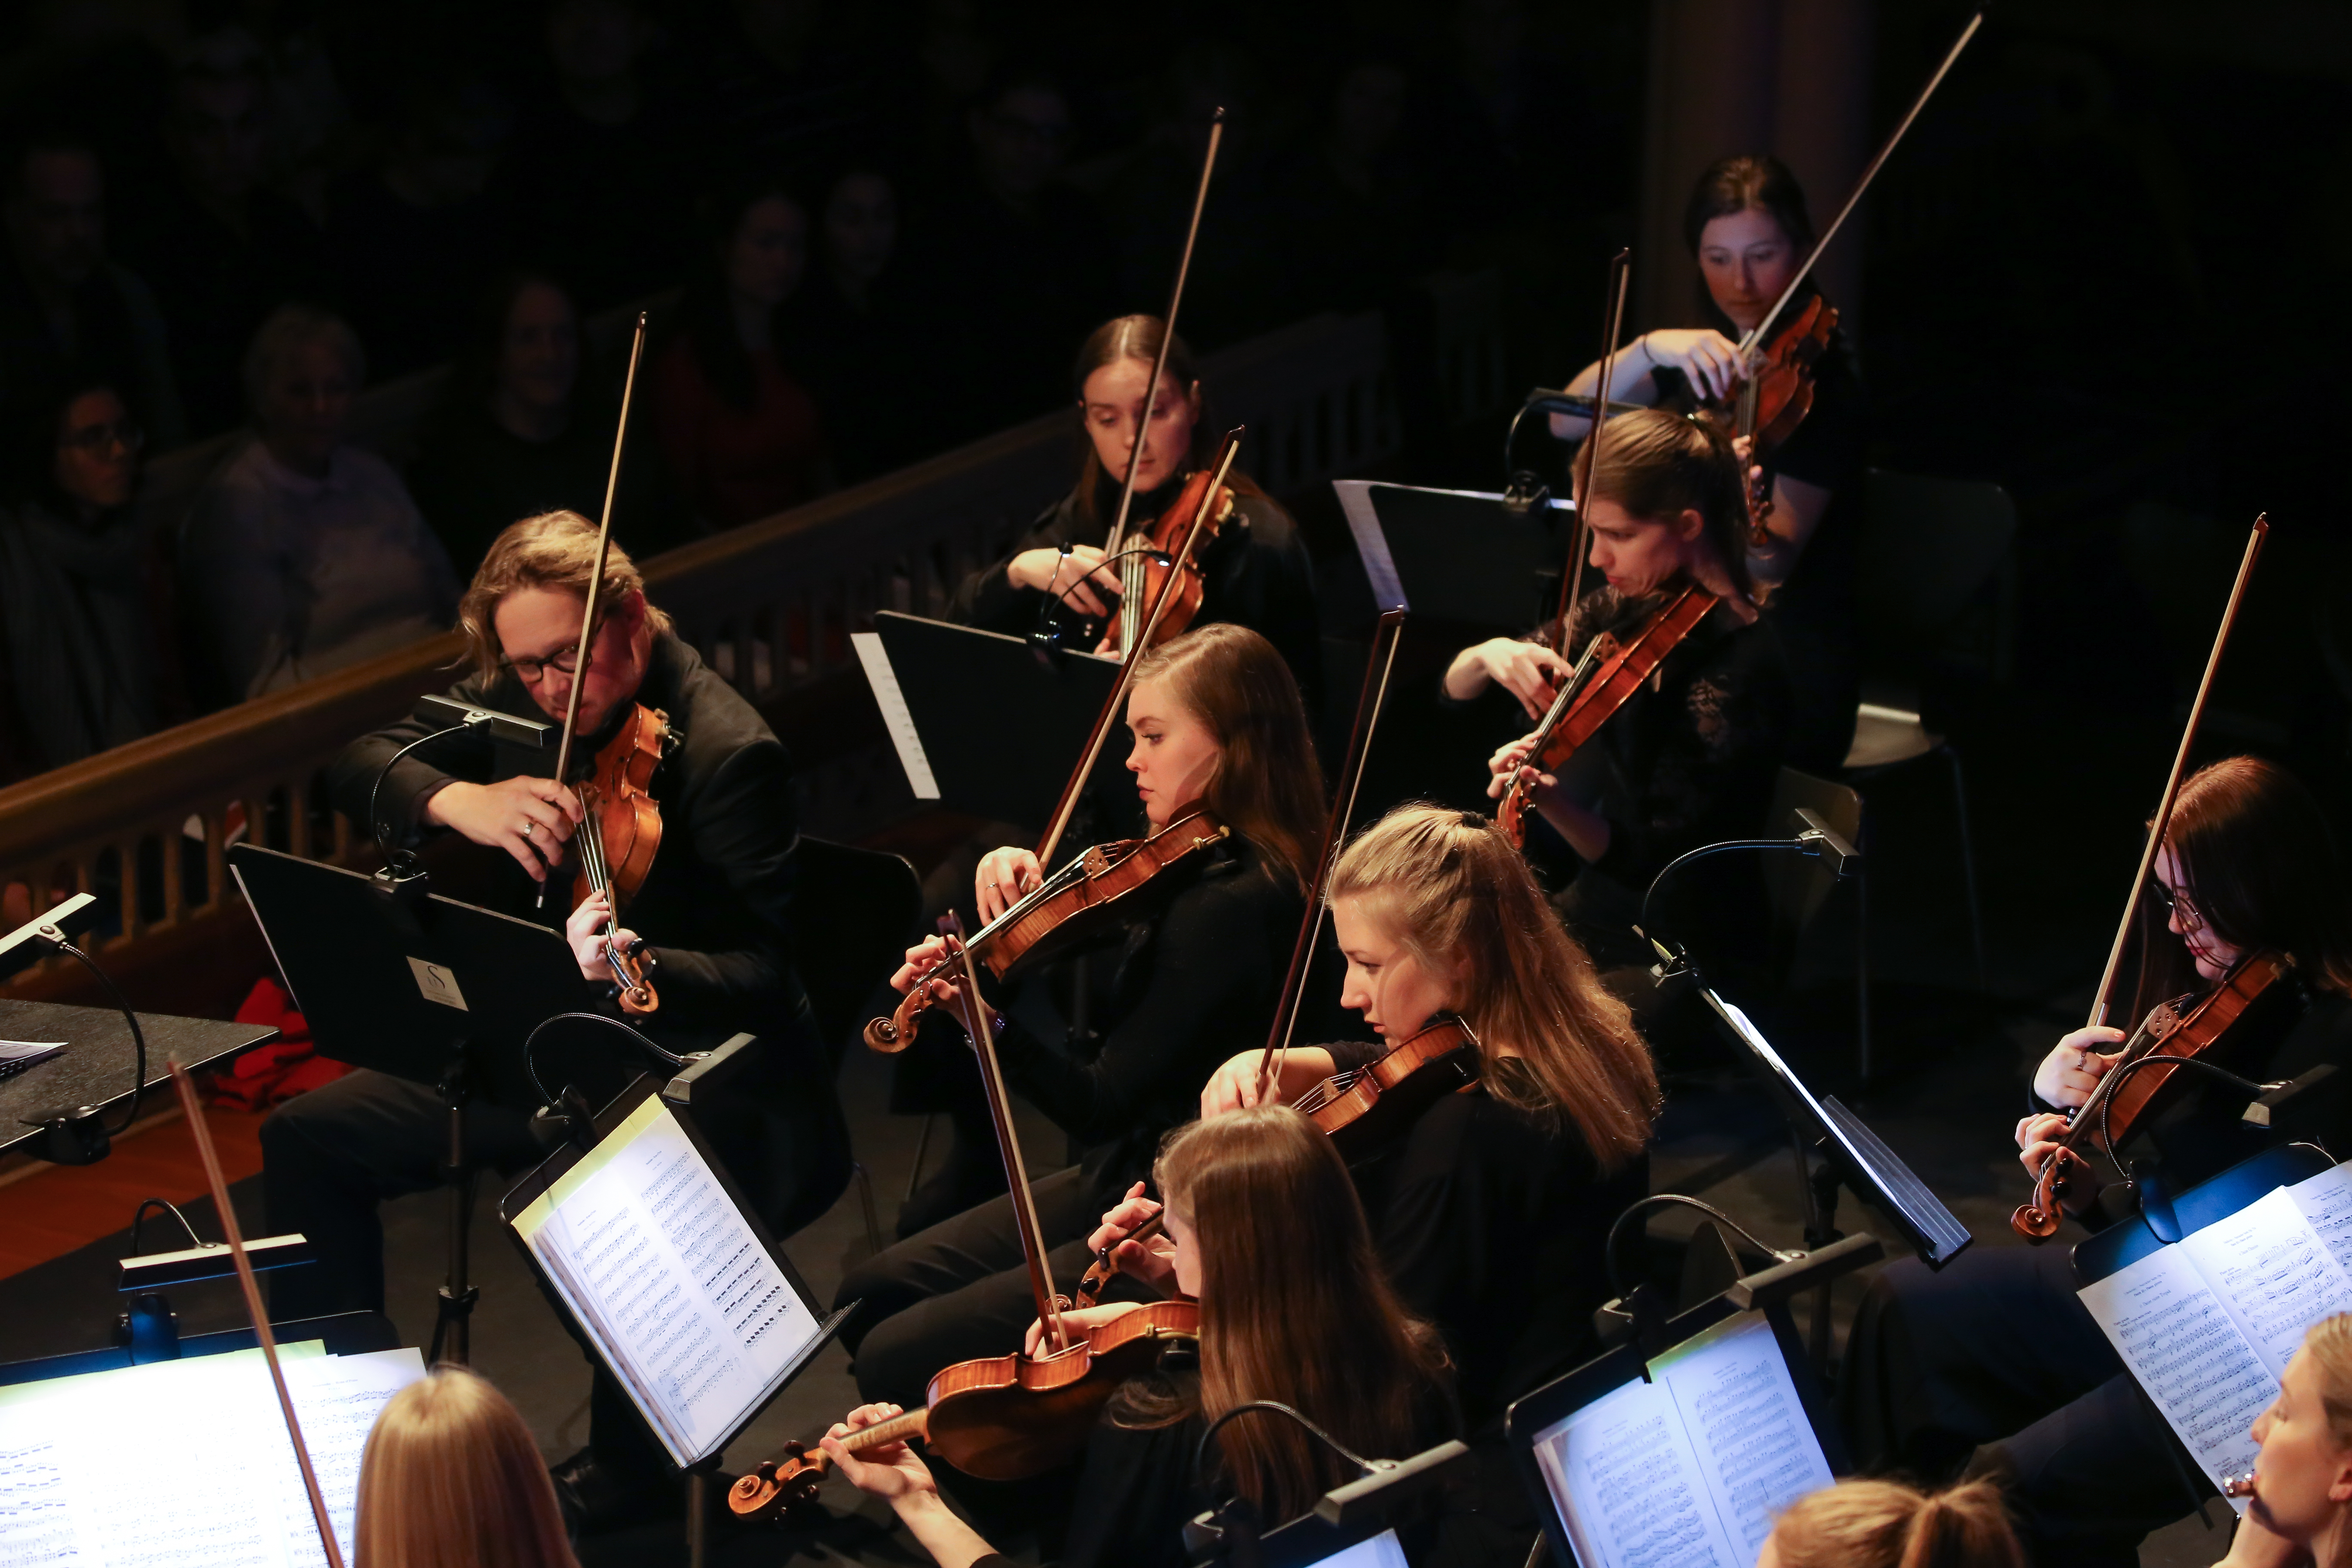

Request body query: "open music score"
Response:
[0, 1343, 422, 1568]
[508, 1094, 829, 1467]
[1528, 1312, 1832, 1568]
[2081, 1160, 2352, 1505]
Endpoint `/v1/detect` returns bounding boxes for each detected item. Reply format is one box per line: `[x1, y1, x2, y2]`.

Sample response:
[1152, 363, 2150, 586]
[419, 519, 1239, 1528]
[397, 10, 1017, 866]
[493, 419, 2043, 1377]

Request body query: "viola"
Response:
[727, 1299, 1202, 1516]
[569, 702, 673, 1014]
[863, 806, 1230, 1053]
[1498, 585, 1718, 851]
[1294, 1014, 1484, 1157]
[1101, 468, 1236, 656]
[2012, 952, 2296, 1240]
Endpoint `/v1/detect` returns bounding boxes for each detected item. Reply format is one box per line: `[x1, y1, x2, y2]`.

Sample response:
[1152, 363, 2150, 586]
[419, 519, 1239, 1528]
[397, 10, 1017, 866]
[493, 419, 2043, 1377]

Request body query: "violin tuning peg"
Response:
[754, 1460, 779, 1481]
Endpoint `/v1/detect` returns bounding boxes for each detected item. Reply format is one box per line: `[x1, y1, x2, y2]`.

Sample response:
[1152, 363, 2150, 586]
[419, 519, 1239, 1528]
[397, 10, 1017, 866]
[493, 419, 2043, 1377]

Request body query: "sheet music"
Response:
[1654, 1314, 1834, 1561]
[851, 632, 940, 799]
[512, 1096, 824, 1465]
[2180, 1185, 2352, 1377]
[2080, 1246, 2271, 1504]
[1533, 1376, 1739, 1568]
[0, 1343, 422, 1568]
[2288, 1161, 2352, 1276]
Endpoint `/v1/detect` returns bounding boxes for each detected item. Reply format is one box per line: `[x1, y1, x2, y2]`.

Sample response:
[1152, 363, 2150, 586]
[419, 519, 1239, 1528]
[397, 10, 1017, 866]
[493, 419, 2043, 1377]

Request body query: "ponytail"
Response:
[1769, 1477, 2022, 1568]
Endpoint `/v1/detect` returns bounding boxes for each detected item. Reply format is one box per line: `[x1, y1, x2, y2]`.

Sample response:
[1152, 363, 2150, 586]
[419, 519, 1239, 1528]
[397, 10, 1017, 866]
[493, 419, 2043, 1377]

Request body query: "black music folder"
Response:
[1333, 481, 1568, 629]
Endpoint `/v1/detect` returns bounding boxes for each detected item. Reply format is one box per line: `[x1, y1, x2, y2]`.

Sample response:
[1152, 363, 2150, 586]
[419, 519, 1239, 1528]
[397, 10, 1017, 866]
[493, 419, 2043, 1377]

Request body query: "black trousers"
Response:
[1842, 1244, 2215, 1567]
[835, 1164, 1104, 1412]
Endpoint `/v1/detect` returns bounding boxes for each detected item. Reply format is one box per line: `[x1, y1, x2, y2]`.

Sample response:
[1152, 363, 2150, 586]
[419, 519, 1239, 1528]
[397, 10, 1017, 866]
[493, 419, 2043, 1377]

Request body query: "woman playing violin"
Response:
[1451, 407, 1792, 975]
[820, 1106, 1456, 1568]
[1844, 756, 2352, 1565]
[947, 313, 1321, 704]
[1184, 803, 1659, 1431]
[1552, 155, 1865, 771]
[833, 623, 1324, 1418]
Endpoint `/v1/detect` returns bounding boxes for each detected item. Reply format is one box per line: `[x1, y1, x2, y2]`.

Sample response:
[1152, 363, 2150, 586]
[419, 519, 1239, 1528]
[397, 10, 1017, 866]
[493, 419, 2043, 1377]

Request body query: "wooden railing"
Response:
[0, 311, 1399, 1010]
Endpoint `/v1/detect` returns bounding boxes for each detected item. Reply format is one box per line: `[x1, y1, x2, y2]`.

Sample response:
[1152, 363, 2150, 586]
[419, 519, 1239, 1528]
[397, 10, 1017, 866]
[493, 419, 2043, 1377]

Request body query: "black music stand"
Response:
[1332, 480, 1571, 631]
[858, 612, 1125, 836]
[231, 843, 597, 1364]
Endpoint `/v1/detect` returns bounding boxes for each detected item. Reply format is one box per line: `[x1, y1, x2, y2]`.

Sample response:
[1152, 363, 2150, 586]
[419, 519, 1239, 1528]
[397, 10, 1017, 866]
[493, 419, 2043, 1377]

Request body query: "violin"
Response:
[1725, 294, 1838, 545]
[569, 702, 673, 1014]
[864, 806, 1230, 1052]
[1101, 467, 1236, 656]
[2010, 515, 2268, 1243]
[2013, 952, 2296, 1240]
[1294, 1014, 1483, 1157]
[1498, 585, 1719, 851]
[727, 1299, 1202, 1516]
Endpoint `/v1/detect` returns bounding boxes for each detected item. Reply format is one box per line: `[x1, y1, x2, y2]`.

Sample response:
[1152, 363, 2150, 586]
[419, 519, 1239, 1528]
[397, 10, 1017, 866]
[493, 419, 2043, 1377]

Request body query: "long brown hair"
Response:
[354, 1367, 579, 1568]
[457, 510, 674, 681]
[1327, 804, 1658, 1169]
[2128, 755, 2352, 1018]
[1129, 623, 1323, 892]
[1068, 313, 1266, 524]
[1571, 406, 1752, 599]
[1767, 1477, 2023, 1568]
[1155, 1106, 1451, 1524]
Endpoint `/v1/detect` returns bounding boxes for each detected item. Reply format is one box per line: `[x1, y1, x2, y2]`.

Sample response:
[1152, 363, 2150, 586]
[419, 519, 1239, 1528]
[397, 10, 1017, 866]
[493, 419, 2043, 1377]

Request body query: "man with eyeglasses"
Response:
[269, 508, 850, 1532]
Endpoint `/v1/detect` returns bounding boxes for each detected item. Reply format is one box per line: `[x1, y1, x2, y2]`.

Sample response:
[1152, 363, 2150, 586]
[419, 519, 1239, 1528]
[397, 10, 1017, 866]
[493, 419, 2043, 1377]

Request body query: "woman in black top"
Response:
[1190, 802, 1660, 1431]
[834, 623, 1324, 1416]
[1843, 756, 2352, 1565]
[1547, 156, 1866, 771]
[822, 1105, 1455, 1568]
[947, 313, 1322, 709]
[1452, 407, 1792, 971]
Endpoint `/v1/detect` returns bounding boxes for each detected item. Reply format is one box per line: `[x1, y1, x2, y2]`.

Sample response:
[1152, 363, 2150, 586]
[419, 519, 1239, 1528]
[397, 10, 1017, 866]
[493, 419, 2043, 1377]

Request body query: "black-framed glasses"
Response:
[60, 418, 144, 456]
[2151, 880, 2206, 934]
[499, 616, 605, 684]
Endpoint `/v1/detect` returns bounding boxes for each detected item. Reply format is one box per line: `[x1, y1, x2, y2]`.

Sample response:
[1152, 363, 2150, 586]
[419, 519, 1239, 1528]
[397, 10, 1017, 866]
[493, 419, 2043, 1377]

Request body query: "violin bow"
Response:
[1034, 429, 1243, 870]
[1735, 12, 1982, 360]
[168, 1057, 347, 1568]
[1106, 110, 1225, 659]
[1556, 247, 1631, 641]
[2087, 516, 2267, 1028]
[946, 910, 1069, 1352]
[537, 309, 650, 910]
[1253, 604, 1410, 1104]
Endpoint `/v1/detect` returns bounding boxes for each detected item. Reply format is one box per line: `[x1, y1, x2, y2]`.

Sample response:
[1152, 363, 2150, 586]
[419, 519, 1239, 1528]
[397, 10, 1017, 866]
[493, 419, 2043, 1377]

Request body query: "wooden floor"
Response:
[0, 1105, 269, 1277]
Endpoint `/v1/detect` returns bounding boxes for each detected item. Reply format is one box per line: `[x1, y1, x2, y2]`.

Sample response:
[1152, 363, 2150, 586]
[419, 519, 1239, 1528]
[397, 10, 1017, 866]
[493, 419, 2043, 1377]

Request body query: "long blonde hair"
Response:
[1327, 803, 1658, 1169]
[353, 1367, 578, 1568]
[1768, 1477, 2023, 1568]
[1129, 623, 1324, 892]
[2298, 1311, 2352, 1568]
[1152, 1107, 1451, 1525]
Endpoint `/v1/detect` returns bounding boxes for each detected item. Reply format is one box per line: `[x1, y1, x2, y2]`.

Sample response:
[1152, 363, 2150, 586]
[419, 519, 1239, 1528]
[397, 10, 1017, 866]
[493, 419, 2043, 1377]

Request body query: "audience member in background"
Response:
[1761, 1478, 2023, 1568]
[120, 47, 326, 438]
[775, 165, 927, 483]
[652, 176, 827, 530]
[410, 270, 679, 575]
[910, 65, 1116, 438]
[496, 0, 694, 312]
[180, 306, 456, 704]
[354, 1366, 579, 1568]
[0, 135, 185, 450]
[0, 383, 168, 781]
[325, 76, 515, 380]
[1275, 50, 1442, 318]
[696, 0, 881, 178]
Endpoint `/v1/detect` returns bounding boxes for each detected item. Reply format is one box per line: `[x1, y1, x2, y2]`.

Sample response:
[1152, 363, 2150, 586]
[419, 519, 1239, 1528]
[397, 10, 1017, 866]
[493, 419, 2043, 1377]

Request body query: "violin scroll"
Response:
[726, 1445, 827, 1522]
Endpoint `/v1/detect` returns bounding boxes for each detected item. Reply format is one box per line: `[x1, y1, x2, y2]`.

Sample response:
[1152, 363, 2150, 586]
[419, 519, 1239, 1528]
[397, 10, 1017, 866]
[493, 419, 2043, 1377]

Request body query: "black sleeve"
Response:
[1320, 1039, 1385, 1073]
[326, 671, 509, 843]
[1060, 1412, 1201, 1568]
[644, 736, 800, 1021]
[948, 494, 1080, 633]
[990, 872, 1283, 1144]
[1765, 337, 1867, 494]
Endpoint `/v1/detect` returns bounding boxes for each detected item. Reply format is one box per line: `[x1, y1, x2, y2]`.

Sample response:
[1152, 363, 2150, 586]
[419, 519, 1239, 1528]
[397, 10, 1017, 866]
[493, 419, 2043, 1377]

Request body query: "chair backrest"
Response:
[1765, 766, 1863, 935]
[1854, 469, 2019, 674]
[790, 836, 922, 1054]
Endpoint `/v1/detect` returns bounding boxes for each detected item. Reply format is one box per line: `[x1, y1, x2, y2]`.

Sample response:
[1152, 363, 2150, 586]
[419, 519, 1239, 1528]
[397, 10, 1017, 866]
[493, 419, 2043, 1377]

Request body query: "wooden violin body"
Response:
[1726, 295, 1838, 544]
[727, 1300, 1202, 1516]
[569, 701, 672, 1014]
[864, 808, 1230, 1051]
[2012, 951, 2295, 1241]
[1295, 1014, 1483, 1157]
[1103, 469, 1234, 654]
[1500, 586, 1717, 849]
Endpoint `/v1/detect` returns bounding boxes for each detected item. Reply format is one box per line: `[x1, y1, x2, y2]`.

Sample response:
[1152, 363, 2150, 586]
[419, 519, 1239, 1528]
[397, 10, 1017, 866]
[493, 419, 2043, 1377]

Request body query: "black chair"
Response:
[790, 836, 922, 1253]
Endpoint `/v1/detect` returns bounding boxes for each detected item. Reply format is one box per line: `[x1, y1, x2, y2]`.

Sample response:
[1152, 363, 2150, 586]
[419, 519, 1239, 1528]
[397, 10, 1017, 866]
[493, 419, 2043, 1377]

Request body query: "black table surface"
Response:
[0, 998, 278, 1159]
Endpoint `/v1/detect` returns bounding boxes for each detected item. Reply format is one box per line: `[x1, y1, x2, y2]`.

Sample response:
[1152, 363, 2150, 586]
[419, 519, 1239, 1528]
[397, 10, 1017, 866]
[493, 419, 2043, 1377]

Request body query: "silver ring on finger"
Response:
[523, 821, 536, 838]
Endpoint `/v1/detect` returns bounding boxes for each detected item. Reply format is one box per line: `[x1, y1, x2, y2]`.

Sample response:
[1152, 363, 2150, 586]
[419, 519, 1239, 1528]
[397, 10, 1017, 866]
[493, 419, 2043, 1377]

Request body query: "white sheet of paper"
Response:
[2180, 1185, 2352, 1378]
[1652, 1313, 1834, 1562]
[851, 632, 940, 799]
[2288, 1161, 2352, 1277]
[2080, 1246, 2271, 1504]
[1533, 1375, 1740, 1568]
